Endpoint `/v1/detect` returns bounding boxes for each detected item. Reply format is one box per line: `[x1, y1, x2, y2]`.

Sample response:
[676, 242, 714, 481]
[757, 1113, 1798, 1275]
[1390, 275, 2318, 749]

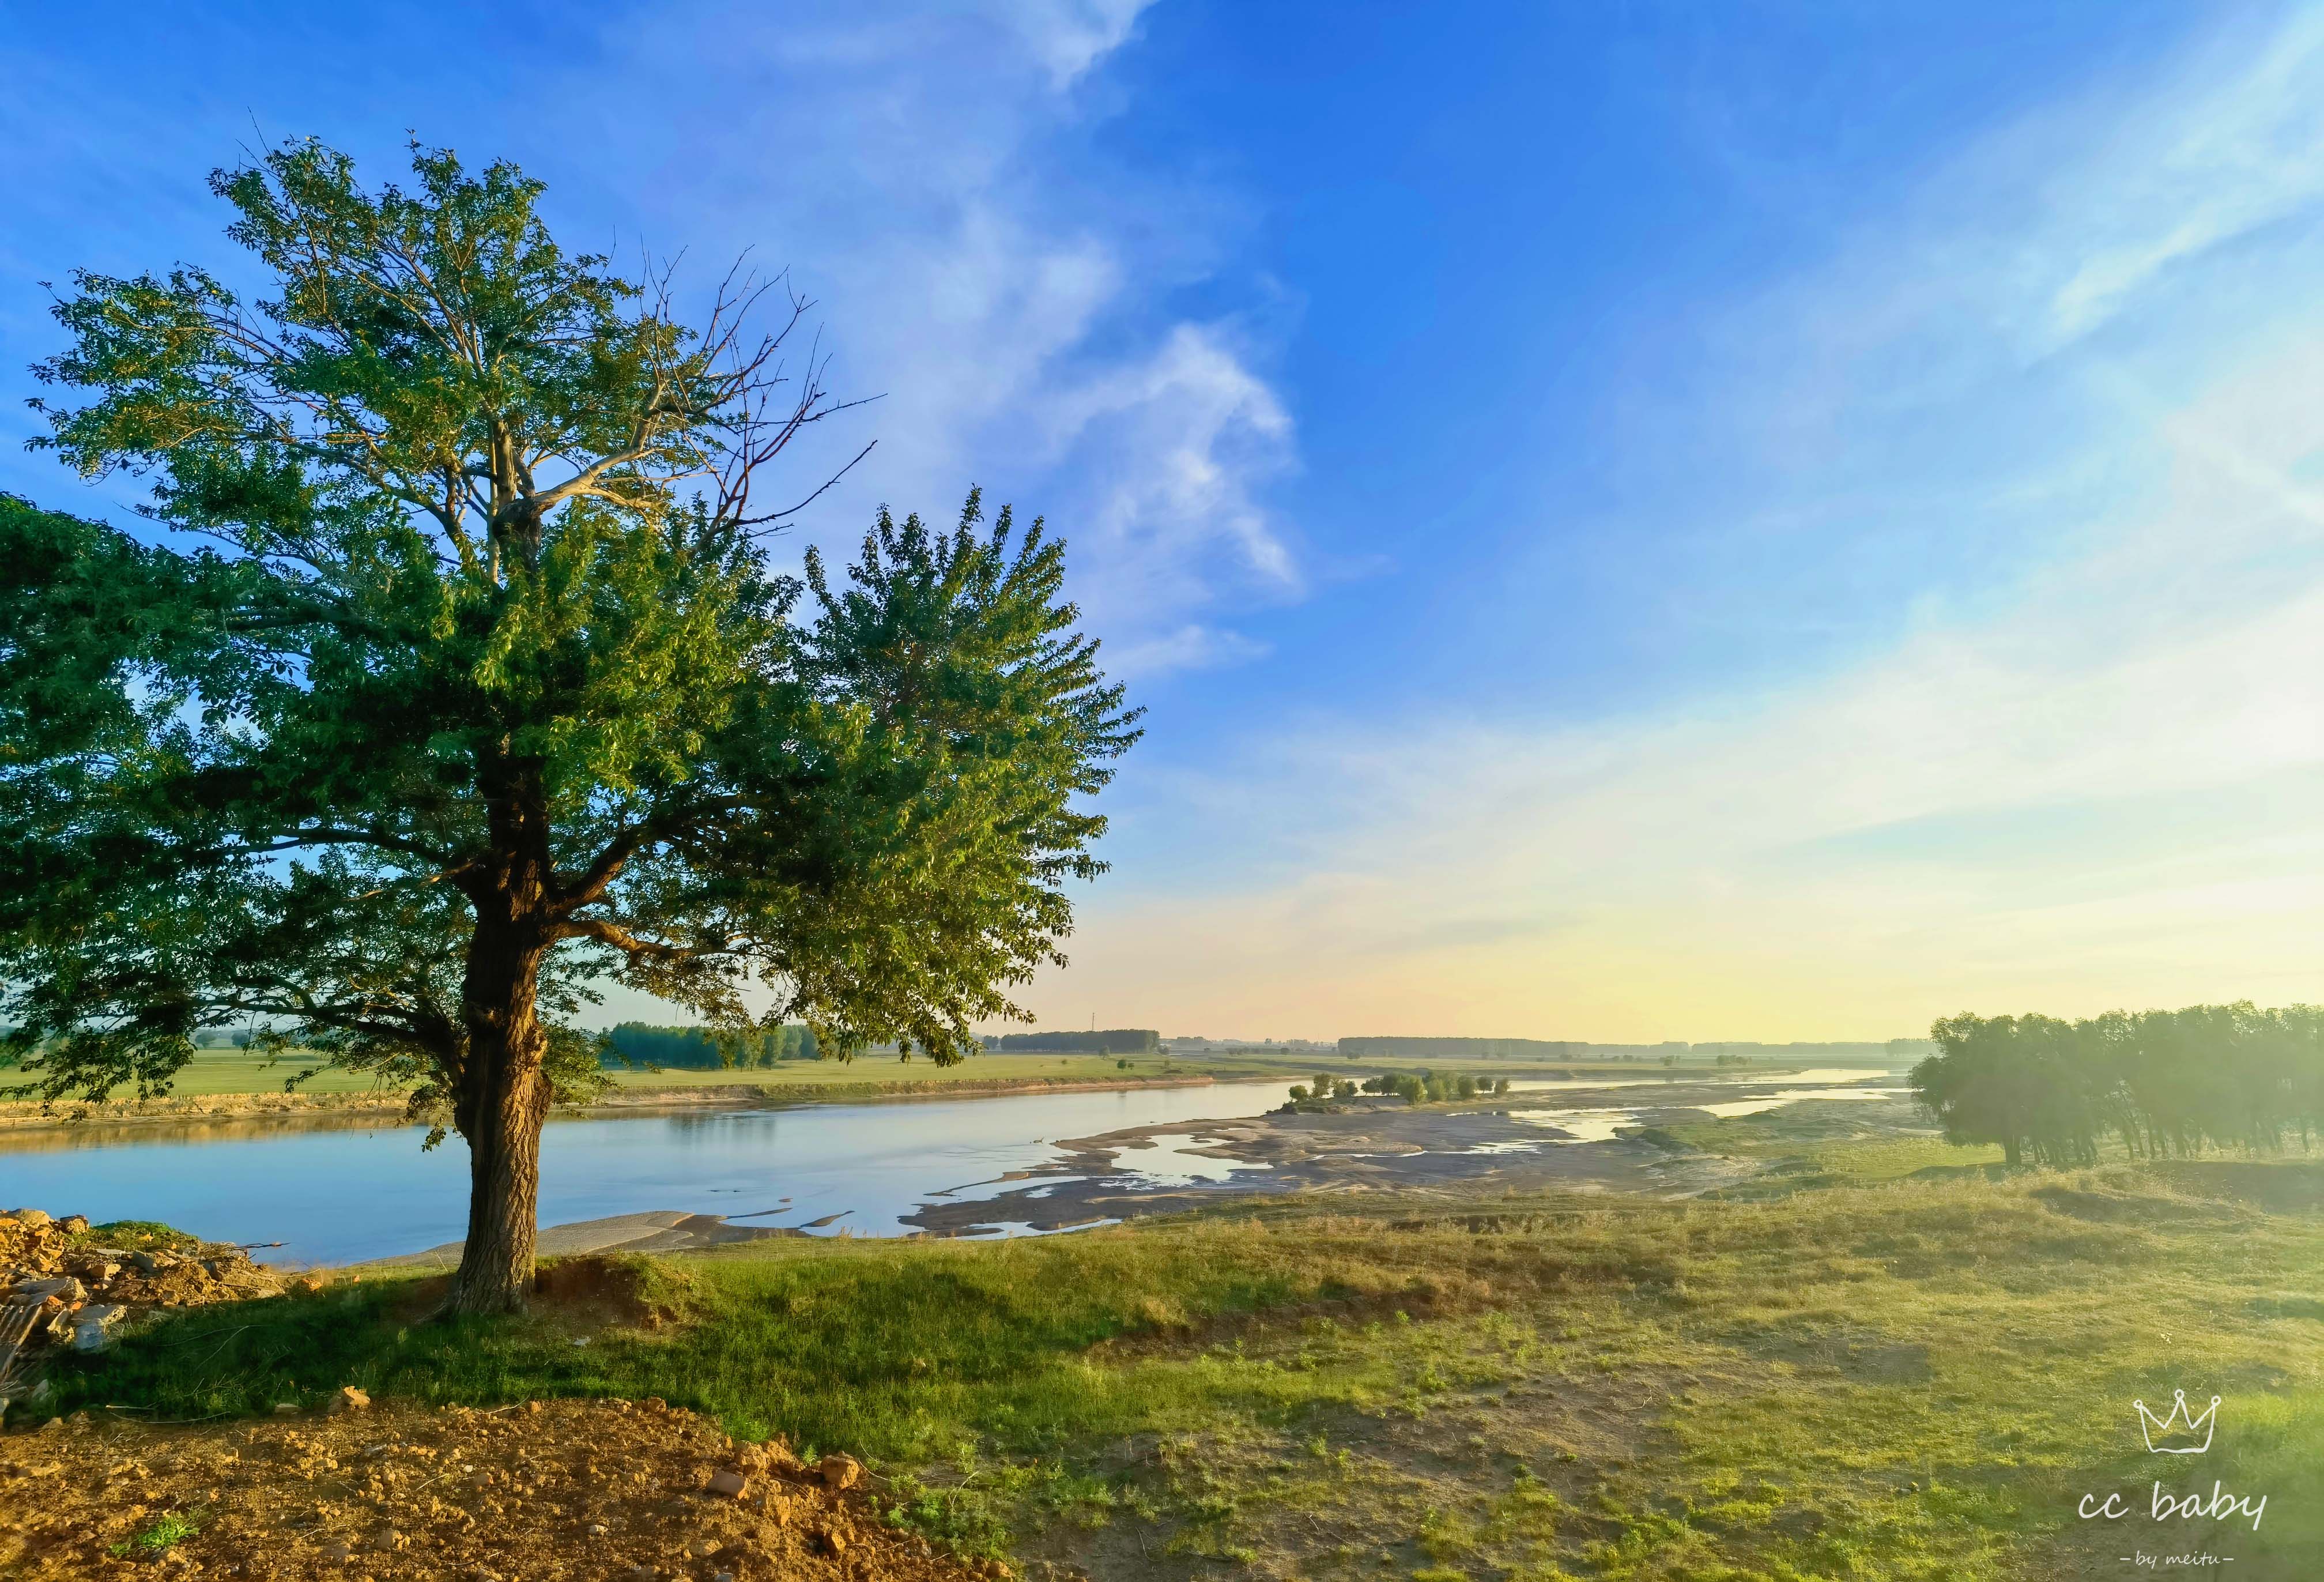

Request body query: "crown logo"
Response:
[2134, 1389, 2219, 1455]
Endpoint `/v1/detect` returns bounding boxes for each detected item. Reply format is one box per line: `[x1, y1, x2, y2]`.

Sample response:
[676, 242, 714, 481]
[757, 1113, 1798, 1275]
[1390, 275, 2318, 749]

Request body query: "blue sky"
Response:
[6, 1, 2323, 1039]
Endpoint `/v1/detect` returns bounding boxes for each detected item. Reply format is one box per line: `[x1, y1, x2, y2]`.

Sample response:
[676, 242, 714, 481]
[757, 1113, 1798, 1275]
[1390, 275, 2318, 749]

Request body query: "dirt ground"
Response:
[0, 1397, 993, 1582]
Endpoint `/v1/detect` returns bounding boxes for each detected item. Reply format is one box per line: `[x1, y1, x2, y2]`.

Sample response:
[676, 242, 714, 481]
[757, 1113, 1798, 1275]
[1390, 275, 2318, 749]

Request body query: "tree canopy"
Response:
[0, 139, 1139, 1310]
[1912, 1003, 2324, 1167]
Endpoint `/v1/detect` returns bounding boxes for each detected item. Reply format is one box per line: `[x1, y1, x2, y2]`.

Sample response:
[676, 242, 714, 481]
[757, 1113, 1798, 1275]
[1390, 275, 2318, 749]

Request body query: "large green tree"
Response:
[0, 141, 1138, 1313]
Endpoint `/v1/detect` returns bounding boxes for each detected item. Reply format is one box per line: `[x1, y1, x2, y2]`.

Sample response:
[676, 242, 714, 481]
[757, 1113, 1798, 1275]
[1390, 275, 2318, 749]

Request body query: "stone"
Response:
[274, 1402, 301, 1415]
[820, 1527, 848, 1557]
[72, 1304, 129, 1352]
[584, 1523, 608, 1537]
[328, 1385, 371, 1414]
[12, 1276, 84, 1305]
[818, 1453, 861, 1490]
[7, 1209, 52, 1229]
[705, 1468, 747, 1498]
[58, 1215, 88, 1234]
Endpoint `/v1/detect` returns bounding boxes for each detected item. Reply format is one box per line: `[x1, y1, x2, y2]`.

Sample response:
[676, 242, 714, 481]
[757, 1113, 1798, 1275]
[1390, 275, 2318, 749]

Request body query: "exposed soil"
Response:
[0, 1396, 989, 1582]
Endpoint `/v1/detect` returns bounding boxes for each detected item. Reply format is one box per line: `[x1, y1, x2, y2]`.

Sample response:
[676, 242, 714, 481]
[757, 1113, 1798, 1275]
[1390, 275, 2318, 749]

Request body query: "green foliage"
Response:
[1357, 1069, 1494, 1103]
[107, 1509, 206, 1557]
[1913, 1003, 2324, 1167]
[603, 1021, 820, 1069]
[71, 1220, 203, 1255]
[0, 138, 1137, 1136]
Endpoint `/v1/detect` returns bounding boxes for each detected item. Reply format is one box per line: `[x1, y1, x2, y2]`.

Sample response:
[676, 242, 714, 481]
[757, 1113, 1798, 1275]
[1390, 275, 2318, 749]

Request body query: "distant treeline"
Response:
[602, 1022, 822, 1069]
[1337, 1037, 1585, 1060]
[995, 1029, 1159, 1054]
[1912, 1004, 2324, 1166]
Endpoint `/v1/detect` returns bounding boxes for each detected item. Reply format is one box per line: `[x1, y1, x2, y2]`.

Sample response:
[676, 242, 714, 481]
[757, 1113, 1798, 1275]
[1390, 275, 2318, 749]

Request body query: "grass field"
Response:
[35, 1126, 2324, 1579]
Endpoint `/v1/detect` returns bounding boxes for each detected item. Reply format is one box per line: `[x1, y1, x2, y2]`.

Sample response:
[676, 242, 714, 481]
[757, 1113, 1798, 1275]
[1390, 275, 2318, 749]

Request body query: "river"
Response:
[0, 1069, 1905, 1265]
[0, 1081, 1300, 1266]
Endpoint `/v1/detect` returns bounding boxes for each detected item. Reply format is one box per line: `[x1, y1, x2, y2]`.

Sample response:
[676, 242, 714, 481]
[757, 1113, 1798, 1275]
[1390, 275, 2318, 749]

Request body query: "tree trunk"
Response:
[444, 916, 552, 1316]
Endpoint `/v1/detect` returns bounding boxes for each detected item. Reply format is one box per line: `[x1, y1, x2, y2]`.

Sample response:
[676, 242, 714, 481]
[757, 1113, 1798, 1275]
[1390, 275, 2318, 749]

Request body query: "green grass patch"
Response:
[67, 1219, 205, 1255]
[106, 1508, 206, 1557]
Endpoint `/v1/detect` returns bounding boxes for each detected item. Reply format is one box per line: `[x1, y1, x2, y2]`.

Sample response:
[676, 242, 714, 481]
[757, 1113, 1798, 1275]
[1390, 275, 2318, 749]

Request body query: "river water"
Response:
[0, 1069, 1903, 1266]
[0, 1082, 1299, 1267]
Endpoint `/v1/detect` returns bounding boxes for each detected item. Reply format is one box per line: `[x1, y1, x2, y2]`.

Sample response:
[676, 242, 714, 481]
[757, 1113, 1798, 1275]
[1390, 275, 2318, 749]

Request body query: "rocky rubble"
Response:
[1, 1207, 284, 1361]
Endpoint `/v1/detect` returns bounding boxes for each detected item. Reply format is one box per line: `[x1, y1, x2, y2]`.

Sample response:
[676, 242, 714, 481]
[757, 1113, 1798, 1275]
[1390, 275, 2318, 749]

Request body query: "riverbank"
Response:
[14, 1151, 2324, 1580]
[0, 1046, 1837, 1132]
[0, 1072, 1229, 1133]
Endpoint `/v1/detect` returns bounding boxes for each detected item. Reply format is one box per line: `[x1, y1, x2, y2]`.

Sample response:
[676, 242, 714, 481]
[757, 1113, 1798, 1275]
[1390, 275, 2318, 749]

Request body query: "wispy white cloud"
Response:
[1044, 323, 1299, 622]
[1107, 622, 1270, 679]
[2038, 9, 2324, 344]
[560, 0, 1295, 657]
[998, 0, 1153, 88]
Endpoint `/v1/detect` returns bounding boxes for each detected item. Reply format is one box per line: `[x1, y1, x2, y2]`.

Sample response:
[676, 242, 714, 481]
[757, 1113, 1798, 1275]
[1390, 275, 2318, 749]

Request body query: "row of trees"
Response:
[1912, 1003, 2324, 1166]
[1284, 1070, 1516, 1107]
[1359, 1070, 1514, 1102]
[602, 1022, 822, 1069]
[995, 1029, 1159, 1054]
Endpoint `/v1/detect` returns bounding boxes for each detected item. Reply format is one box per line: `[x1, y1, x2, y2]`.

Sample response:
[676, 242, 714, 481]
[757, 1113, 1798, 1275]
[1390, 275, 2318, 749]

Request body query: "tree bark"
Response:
[444, 914, 552, 1316]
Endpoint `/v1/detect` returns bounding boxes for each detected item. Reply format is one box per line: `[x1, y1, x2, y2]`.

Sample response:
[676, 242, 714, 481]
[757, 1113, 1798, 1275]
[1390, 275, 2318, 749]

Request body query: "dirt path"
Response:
[1, 1397, 987, 1582]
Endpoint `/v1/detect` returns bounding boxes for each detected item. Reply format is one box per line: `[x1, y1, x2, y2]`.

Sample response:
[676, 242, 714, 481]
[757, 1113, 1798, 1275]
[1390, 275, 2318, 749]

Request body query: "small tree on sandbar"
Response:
[0, 141, 1139, 1314]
